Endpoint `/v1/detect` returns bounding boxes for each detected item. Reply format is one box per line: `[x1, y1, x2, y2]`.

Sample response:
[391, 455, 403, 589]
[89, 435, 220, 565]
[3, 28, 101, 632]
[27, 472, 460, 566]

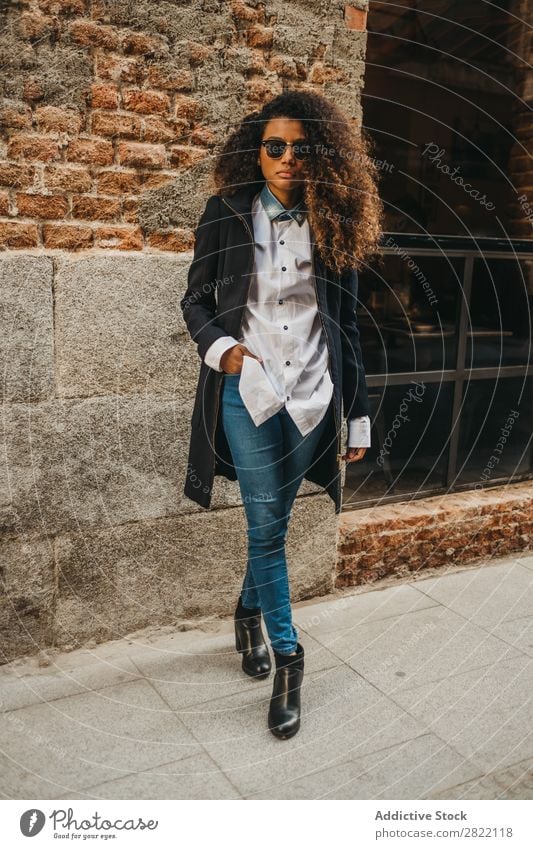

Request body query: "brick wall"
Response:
[337, 482, 533, 588]
[0, 0, 368, 253]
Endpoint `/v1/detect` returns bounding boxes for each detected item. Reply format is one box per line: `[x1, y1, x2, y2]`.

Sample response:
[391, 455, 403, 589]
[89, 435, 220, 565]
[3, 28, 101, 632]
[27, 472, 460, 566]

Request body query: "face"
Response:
[257, 117, 307, 200]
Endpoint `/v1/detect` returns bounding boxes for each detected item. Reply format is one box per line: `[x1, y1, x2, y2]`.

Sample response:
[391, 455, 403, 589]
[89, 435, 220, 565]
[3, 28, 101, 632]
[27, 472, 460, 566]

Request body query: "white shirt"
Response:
[204, 185, 371, 447]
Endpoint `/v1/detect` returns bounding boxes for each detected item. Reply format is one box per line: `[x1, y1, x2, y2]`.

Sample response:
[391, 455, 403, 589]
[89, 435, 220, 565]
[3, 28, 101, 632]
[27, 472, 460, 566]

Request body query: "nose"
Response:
[280, 144, 296, 164]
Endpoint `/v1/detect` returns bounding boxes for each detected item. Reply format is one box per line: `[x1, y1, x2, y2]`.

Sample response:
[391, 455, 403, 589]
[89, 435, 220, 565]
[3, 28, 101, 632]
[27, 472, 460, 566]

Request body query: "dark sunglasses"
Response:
[260, 139, 311, 160]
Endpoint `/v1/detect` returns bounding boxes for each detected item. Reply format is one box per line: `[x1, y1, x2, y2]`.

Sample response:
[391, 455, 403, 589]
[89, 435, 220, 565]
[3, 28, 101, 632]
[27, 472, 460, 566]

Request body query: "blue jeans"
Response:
[221, 372, 330, 654]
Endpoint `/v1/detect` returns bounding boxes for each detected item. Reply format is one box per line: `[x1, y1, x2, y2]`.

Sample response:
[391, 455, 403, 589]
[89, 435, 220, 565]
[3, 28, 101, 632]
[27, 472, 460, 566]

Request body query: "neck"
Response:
[266, 180, 303, 209]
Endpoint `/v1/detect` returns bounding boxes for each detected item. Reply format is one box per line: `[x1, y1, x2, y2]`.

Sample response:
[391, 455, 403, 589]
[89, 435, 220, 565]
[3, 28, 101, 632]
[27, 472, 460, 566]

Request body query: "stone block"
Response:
[0, 255, 54, 402]
[54, 492, 336, 649]
[0, 396, 192, 536]
[54, 254, 194, 397]
[0, 537, 55, 662]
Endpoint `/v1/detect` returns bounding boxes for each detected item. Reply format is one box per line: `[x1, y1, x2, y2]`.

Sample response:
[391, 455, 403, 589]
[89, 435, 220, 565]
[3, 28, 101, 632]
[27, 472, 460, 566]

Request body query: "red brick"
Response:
[90, 84, 119, 109]
[89, 0, 105, 16]
[16, 192, 69, 219]
[0, 221, 39, 248]
[268, 55, 301, 80]
[43, 166, 92, 193]
[0, 163, 36, 189]
[147, 229, 194, 251]
[140, 172, 175, 190]
[23, 79, 45, 102]
[43, 223, 93, 249]
[91, 111, 142, 139]
[0, 192, 9, 216]
[96, 53, 145, 85]
[174, 95, 203, 121]
[123, 197, 139, 223]
[121, 32, 165, 56]
[247, 47, 270, 74]
[190, 126, 216, 147]
[20, 11, 59, 40]
[247, 78, 281, 102]
[309, 62, 347, 84]
[8, 134, 60, 162]
[71, 195, 121, 221]
[344, 5, 367, 30]
[68, 20, 119, 49]
[35, 105, 82, 134]
[246, 24, 273, 48]
[117, 142, 166, 168]
[168, 145, 208, 169]
[230, 0, 261, 22]
[186, 41, 214, 66]
[38, 0, 86, 13]
[147, 67, 193, 91]
[66, 138, 114, 166]
[93, 225, 143, 250]
[122, 89, 170, 115]
[0, 102, 32, 130]
[143, 116, 187, 144]
[97, 170, 141, 194]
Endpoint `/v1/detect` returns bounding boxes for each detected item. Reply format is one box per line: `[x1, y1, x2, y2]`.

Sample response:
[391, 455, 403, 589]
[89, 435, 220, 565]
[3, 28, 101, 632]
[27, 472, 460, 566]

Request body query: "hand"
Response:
[220, 343, 263, 374]
[342, 447, 367, 463]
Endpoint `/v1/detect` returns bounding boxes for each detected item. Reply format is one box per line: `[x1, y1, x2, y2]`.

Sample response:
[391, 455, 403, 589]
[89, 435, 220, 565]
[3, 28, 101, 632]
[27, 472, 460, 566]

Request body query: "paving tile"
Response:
[389, 655, 533, 773]
[489, 615, 533, 658]
[309, 604, 522, 694]
[0, 652, 140, 712]
[413, 561, 533, 629]
[502, 555, 533, 573]
[245, 733, 483, 799]
[177, 664, 426, 798]
[130, 629, 340, 710]
[74, 751, 241, 800]
[0, 679, 200, 798]
[432, 756, 533, 799]
[294, 583, 439, 637]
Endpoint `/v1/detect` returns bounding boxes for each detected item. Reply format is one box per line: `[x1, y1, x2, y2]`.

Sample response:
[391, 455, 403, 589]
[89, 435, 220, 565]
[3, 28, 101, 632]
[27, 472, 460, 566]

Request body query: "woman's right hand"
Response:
[221, 344, 263, 374]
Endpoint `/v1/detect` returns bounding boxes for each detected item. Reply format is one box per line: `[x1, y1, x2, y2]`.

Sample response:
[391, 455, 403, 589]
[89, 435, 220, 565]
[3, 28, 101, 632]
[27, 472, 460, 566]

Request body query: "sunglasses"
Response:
[260, 139, 311, 160]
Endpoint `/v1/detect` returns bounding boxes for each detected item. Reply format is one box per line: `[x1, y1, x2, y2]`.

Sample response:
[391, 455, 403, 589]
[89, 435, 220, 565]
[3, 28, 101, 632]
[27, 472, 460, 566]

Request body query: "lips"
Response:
[277, 171, 296, 177]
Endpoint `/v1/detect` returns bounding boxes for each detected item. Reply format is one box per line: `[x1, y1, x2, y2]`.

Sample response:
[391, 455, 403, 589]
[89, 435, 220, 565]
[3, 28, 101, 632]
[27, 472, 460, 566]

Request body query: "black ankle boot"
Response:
[268, 642, 304, 739]
[234, 597, 271, 679]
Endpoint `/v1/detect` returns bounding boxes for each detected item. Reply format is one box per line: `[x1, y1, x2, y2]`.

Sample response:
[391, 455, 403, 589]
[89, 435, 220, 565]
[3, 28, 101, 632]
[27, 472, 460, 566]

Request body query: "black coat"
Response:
[180, 182, 371, 515]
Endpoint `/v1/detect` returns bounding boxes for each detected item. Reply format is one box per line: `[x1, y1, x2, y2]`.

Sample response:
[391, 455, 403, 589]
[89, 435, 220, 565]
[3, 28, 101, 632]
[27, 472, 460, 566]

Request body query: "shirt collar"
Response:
[259, 182, 306, 226]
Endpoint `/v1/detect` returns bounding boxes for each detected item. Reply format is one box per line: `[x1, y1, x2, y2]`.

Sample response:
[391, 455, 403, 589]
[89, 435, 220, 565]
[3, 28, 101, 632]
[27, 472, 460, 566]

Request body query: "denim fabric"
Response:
[221, 372, 330, 654]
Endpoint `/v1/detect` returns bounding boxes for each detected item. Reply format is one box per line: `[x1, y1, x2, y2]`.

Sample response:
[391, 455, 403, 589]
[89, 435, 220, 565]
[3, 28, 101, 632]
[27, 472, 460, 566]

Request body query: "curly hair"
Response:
[211, 89, 385, 275]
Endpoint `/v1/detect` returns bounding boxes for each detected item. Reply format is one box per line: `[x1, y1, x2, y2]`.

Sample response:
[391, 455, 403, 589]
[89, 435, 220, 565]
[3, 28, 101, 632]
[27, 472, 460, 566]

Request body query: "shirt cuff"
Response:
[203, 335, 240, 372]
[347, 415, 371, 448]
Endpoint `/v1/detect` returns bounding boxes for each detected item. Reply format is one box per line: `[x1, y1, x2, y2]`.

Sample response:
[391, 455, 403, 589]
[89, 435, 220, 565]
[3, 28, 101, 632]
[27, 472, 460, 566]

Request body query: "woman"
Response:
[180, 89, 383, 739]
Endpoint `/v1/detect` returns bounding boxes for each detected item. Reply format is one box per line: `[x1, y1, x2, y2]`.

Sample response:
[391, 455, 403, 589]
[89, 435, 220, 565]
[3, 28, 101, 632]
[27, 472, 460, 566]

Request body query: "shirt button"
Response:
[281, 266, 287, 271]
[280, 240, 285, 245]
[285, 360, 290, 366]
[283, 325, 288, 330]
[286, 396, 290, 401]
[278, 299, 283, 304]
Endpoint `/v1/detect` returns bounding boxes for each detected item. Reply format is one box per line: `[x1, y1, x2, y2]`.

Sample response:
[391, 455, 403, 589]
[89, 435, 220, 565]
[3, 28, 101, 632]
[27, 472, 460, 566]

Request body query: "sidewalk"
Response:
[2, 551, 533, 800]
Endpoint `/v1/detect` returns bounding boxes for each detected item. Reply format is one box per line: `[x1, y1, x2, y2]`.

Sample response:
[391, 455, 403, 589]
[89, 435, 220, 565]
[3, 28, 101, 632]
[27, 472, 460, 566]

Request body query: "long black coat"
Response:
[180, 182, 371, 515]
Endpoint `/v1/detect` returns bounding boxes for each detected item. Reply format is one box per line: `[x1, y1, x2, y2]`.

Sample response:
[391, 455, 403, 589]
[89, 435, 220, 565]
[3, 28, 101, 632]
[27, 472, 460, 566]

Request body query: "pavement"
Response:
[2, 550, 533, 800]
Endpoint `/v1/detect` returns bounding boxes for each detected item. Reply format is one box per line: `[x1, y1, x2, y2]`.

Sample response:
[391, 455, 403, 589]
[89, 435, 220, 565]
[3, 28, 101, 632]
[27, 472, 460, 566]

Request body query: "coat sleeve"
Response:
[339, 266, 371, 420]
[180, 194, 231, 361]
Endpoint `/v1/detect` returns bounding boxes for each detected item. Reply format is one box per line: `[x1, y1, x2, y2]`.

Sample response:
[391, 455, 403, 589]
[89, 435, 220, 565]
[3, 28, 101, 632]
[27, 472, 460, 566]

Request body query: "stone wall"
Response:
[0, 0, 369, 662]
